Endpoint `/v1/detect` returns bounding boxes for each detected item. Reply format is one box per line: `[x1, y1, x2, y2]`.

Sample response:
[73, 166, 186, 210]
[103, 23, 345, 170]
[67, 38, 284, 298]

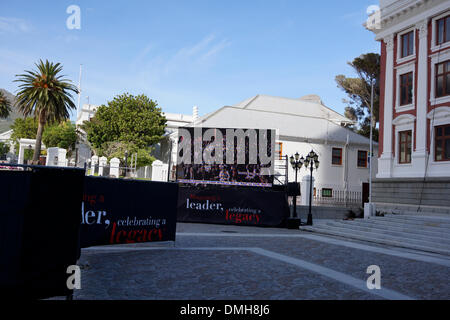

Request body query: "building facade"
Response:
[369, 0, 450, 213]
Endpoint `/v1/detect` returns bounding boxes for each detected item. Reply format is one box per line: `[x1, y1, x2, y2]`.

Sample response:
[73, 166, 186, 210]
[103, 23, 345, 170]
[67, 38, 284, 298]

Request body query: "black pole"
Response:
[307, 162, 313, 225]
[124, 153, 128, 178]
[293, 166, 298, 219]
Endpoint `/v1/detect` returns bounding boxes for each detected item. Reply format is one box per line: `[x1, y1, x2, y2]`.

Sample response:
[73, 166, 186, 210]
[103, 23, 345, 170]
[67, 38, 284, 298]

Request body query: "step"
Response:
[300, 225, 450, 256]
[323, 221, 450, 245]
[367, 216, 450, 230]
[330, 219, 450, 240]
[374, 204, 450, 215]
[379, 214, 450, 224]
[303, 223, 450, 251]
[344, 218, 450, 237]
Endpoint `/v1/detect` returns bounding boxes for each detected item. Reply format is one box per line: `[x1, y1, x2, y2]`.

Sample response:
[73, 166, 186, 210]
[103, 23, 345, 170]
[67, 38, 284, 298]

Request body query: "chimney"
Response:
[192, 106, 199, 121]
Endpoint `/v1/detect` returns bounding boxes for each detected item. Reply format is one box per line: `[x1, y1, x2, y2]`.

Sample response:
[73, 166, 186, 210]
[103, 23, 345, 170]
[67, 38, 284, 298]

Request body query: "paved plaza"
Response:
[73, 222, 450, 300]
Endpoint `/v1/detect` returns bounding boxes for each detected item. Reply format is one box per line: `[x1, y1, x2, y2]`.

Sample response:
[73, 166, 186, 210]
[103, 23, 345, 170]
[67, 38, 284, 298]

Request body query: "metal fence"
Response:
[312, 189, 362, 207]
[85, 163, 152, 180]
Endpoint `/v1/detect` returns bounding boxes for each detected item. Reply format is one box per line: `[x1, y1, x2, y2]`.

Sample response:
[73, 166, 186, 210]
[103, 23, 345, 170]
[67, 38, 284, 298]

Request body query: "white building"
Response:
[74, 104, 100, 167]
[169, 94, 378, 200]
[0, 129, 14, 161]
[76, 104, 99, 128]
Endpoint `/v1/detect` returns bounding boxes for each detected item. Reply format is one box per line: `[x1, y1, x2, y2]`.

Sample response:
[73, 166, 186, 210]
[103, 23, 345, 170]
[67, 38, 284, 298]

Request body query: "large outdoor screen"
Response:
[176, 127, 275, 187]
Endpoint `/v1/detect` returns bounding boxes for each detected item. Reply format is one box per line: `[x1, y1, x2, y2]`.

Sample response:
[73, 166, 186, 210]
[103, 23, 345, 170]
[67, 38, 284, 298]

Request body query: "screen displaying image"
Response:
[176, 127, 275, 187]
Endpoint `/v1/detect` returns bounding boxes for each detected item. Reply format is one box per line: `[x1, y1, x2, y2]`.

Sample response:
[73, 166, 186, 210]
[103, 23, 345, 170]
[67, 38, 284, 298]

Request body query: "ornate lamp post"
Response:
[289, 152, 304, 225]
[304, 150, 320, 226]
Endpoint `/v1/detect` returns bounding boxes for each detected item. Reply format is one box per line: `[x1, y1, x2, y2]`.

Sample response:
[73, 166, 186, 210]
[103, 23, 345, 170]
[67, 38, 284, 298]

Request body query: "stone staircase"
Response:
[300, 214, 450, 256]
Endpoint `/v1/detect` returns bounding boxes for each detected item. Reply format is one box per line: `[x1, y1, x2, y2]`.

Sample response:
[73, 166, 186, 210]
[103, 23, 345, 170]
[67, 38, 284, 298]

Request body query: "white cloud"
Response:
[0, 17, 32, 34]
[55, 34, 80, 44]
[200, 38, 231, 60]
[128, 34, 231, 88]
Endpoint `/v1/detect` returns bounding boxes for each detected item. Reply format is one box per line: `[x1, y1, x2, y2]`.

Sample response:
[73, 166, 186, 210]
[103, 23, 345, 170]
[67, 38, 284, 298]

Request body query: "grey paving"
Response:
[73, 222, 450, 300]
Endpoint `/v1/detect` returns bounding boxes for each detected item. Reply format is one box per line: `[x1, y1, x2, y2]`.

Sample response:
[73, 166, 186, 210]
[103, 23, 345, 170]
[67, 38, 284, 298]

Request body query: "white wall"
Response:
[281, 139, 377, 193]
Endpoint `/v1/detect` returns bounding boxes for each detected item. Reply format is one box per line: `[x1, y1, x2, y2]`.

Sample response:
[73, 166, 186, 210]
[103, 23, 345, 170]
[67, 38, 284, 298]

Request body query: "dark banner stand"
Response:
[177, 186, 290, 228]
[0, 166, 85, 300]
[80, 177, 179, 248]
[0, 167, 179, 300]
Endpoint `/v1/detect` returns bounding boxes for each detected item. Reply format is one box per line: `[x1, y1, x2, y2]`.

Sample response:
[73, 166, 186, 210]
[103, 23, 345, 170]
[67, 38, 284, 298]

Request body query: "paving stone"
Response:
[71, 222, 450, 300]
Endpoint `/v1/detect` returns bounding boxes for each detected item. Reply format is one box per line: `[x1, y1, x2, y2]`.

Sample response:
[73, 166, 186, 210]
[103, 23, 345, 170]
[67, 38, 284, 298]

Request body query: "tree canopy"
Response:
[10, 117, 78, 156]
[14, 59, 78, 163]
[0, 91, 11, 119]
[336, 53, 380, 141]
[81, 93, 167, 166]
[42, 121, 78, 154]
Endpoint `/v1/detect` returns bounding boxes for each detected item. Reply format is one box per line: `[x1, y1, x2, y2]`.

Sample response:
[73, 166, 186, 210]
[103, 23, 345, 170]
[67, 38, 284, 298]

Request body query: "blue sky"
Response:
[0, 0, 380, 121]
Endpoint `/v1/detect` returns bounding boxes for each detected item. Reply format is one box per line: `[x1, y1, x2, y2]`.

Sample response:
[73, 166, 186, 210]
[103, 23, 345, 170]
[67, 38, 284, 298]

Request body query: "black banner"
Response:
[0, 166, 85, 299]
[177, 186, 289, 227]
[80, 177, 179, 248]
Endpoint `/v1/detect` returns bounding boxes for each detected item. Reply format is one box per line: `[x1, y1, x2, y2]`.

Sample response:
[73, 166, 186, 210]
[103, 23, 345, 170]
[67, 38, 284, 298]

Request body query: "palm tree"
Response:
[0, 91, 11, 119]
[15, 60, 78, 164]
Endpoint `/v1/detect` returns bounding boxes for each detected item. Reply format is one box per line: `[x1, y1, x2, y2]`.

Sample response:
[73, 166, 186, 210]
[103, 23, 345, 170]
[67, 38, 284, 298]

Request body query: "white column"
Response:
[151, 160, 166, 182]
[98, 156, 108, 176]
[377, 34, 395, 178]
[57, 148, 67, 167]
[18, 144, 25, 165]
[46, 147, 59, 166]
[301, 175, 315, 206]
[413, 20, 429, 176]
[90, 155, 98, 175]
[110, 157, 120, 178]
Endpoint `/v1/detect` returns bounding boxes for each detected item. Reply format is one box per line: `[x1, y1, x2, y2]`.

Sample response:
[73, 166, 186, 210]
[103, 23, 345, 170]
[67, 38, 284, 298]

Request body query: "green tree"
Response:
[336, 53, 380, 141]
[42, 121, 78, 156]
[10, 117, 78, 157]
[14, 59, 78, 164]
[0, 91, 11, 119]
[82, 93, 166, 166]
[10, 117, 39, 153]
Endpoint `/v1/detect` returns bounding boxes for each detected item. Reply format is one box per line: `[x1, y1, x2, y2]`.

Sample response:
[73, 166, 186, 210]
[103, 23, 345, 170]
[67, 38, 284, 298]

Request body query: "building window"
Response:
[436, 15, 450, 45]
[399, 130, 412, 164]
[401, 31, 414, 58]
[435, 124, 450, 161]
[436, 61, 450, 98]
[322, 188, 333, 198]
[275, 142, 283, 160]
[357, 150, 368, 168]
[332, 148, 342, 165]
[400, 72, 413, 105]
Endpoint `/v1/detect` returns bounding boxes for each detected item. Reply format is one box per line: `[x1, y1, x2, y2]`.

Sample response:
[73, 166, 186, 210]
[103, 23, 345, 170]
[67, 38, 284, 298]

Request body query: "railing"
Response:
[312, 189, 362, 207]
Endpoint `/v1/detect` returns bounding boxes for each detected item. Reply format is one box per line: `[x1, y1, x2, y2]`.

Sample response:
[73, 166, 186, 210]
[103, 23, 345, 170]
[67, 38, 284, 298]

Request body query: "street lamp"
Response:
[304, 150, 319, 226]
[289, 152, 304, 226]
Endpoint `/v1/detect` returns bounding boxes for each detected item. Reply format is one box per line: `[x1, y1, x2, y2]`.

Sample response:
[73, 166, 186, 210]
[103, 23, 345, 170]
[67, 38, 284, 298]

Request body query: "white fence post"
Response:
[151, 160, 168, 182]
[98, 156, 108, 176]
[110, 157, 120, 178]
[90, 155, 98, 176]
